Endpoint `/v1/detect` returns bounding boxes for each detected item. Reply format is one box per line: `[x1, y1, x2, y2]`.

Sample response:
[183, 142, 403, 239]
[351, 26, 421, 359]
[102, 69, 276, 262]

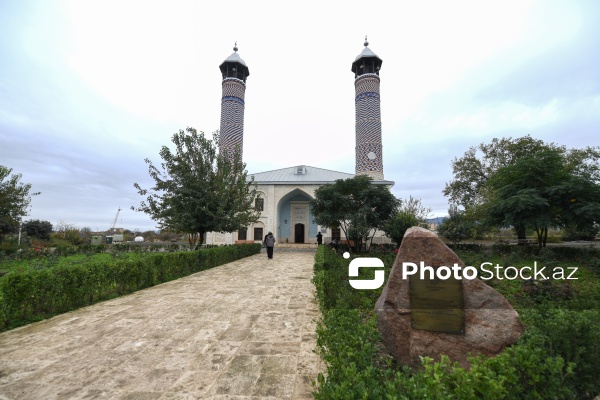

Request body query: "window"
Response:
[255, 198, 264, 212]
[238, 228, 247, 240]
[254, 227, 263, 242]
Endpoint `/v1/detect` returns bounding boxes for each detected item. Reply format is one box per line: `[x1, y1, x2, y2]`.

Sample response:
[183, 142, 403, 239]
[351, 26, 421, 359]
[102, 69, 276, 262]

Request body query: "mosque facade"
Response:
[205, 39, 394, 246]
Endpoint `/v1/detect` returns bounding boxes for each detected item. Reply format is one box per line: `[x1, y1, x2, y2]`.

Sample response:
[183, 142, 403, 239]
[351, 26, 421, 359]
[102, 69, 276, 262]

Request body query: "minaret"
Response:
[351, 37, 384, 180]
[218, 43, 250, 161]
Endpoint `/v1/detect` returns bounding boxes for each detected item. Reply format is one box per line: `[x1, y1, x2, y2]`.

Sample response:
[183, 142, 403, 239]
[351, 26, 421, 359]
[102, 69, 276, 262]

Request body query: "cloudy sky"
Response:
[1, 0, 599, 232]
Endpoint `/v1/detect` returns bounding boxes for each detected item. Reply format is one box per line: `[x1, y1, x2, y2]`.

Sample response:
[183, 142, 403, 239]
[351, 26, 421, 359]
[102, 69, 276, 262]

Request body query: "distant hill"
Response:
[426, 217, 447, 225]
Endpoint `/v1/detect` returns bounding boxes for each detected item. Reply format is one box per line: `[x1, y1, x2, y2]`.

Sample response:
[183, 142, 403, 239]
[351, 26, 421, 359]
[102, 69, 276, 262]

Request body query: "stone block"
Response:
[375, 227, 523, 369]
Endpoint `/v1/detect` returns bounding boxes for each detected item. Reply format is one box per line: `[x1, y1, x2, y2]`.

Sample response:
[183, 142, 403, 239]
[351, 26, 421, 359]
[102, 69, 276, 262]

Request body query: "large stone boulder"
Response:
[375, 227, 523, 369]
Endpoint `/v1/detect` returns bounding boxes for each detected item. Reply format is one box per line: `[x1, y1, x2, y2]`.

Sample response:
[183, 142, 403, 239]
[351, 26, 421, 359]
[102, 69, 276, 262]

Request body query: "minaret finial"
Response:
[233, 41, 238, 52]
[364, 36, 368, 47]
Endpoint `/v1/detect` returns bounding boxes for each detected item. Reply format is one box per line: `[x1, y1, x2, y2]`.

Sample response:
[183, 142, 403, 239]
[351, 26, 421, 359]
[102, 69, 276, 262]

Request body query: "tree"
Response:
[58, 229, 87, 246]
[444, 136, 551, 207]
[487, 149, 600, 248]
[384, 196, 432, 248]
[56, 220, 76, 239]
[444, 136, 600, 241]
[384, 211, 418, 248]
[438, 204, 474, 244]
[553, 175, 600, 240]
[22, 219, 53, 241]
[0, 166, 39, 241]
[133, 128, 259, 249]
[310, 175, 399, 252]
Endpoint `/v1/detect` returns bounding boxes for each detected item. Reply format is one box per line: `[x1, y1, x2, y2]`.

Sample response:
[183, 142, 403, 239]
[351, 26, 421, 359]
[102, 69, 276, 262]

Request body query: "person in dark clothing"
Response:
[316, 232, 323, 245]
[330, 238, 339, 253]
[263, 232, 276, 259]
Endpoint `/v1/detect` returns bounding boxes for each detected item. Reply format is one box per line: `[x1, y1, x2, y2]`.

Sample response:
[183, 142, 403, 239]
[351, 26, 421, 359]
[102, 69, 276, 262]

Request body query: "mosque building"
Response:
[206, 39, 395, 246]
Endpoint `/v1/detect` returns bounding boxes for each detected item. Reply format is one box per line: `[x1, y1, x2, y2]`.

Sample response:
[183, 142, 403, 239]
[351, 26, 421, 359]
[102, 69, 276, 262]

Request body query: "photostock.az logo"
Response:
[348, 257, 385, 290]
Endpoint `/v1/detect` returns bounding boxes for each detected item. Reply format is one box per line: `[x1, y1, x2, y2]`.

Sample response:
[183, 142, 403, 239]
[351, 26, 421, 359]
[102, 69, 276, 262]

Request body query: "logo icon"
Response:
[348, 258, 385, 289]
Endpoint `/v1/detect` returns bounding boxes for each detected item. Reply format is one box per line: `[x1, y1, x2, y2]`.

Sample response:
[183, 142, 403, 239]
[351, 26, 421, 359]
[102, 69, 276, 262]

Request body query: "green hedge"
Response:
[312, 246, 600, 399]
[0, 244, 260, 331]
[1, 242, 221, 263]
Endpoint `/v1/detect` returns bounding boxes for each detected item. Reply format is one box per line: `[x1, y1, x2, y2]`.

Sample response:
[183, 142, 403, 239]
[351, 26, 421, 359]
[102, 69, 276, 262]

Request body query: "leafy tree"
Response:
[133, 128, 259, 248]
[384, 196, 432, 248]
[548, 174, 600, 240]
[438, 204, 474, 244]
[444, 136, 549, 207]
[0, 166, 39, 241]
[22, 219, 53, 241]
[384, 211, 419, 248]
[444, 136, 600, 241]
[141, 230, 159, 242]
[487, 149, 600, 247]
[61, 229, 87, 246]
[400, 196, 433, 222]
[310, 175, 399, 252]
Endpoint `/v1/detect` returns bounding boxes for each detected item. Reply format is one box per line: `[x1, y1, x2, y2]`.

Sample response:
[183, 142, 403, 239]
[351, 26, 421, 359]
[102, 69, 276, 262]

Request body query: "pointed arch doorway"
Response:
[276, 189, 316, 244]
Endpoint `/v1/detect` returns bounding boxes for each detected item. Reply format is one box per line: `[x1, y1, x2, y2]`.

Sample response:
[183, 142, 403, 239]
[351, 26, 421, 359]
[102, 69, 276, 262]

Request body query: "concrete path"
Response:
[0, 251, 322, 399]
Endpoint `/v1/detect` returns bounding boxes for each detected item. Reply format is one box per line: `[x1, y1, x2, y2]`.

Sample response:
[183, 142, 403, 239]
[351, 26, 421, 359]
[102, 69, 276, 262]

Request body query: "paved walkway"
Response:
[0, 251, 322, 399]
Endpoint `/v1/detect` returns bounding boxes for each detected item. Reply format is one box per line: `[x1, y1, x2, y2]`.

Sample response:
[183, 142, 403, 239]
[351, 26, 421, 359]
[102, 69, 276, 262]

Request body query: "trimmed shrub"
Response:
[448, 243, 485, 253]
[0, 244, 260, 331]
[312, 246, 600, 399]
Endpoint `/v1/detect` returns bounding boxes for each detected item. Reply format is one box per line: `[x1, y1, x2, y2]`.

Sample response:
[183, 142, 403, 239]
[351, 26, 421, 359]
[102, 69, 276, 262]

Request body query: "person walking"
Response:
[316, 232, 323, 245]
[263, 232, 276, 259]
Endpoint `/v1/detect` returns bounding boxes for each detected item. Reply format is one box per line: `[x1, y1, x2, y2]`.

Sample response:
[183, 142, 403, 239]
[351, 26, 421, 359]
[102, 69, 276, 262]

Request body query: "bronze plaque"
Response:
[409, 265, 465, 334]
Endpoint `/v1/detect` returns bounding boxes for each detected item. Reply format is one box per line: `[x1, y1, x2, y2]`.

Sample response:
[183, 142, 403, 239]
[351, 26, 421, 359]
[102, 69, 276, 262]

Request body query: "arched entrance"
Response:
[276, 188, 317, 244]
[294, 223, 305, 243]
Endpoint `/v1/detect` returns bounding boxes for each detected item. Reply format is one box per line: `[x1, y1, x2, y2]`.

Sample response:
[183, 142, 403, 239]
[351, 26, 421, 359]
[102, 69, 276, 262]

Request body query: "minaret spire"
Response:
[351, 38, 384, 180]
[218, 44, 250, 161]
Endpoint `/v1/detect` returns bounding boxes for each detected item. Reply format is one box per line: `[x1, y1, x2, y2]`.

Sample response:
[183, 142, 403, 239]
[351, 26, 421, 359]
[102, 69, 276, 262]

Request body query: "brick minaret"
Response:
[219, 43, 250, 161]
[351, 37, 384, 180]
